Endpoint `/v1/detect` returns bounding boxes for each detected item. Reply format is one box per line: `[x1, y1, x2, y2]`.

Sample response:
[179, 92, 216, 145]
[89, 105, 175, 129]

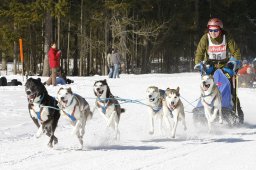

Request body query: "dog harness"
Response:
[151, 98, 162, 113]
[201, 88, 218, 109]
[62, 96, 78, 122]
[96, 98, 112, 114]
[31, 106, 44, 122]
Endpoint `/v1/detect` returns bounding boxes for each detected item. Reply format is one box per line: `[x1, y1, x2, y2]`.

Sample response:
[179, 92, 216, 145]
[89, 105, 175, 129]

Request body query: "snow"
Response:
[0, 73, 256, 170]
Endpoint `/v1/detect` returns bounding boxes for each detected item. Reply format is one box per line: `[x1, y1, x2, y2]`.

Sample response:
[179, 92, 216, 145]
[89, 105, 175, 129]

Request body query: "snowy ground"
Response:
[0, 73, 256, 170]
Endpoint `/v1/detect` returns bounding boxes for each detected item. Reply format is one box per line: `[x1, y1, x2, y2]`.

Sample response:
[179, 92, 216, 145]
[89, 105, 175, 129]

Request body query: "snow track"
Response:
[0, 74, 256, 170]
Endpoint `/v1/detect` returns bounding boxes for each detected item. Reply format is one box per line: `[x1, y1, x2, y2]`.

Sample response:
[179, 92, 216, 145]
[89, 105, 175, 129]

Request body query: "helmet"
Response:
[207, 18, 223, 28]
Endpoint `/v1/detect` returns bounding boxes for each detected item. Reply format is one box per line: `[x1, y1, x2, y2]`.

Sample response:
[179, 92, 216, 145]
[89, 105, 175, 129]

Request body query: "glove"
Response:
[205, 64, 214, 75]
[194, 63, 201, 71]
[227, 57, 241, 72]
[194, 62, 214, 75]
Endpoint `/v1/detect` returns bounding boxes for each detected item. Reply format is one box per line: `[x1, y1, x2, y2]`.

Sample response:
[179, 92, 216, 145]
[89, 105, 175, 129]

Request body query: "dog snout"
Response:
[96, 88, 100, 91]
[171, 101, 174, 105]
[60, 97, 65, 100]
[148, 95, 152, 98]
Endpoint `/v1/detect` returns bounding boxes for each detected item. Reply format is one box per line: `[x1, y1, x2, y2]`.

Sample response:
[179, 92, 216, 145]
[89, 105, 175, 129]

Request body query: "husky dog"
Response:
[25, 78, 60, 148]
[57, 87, 92, 148]
[146, 86, 172, 137]
[93, 79, 125, 139]
[200, 74, 223, 131]
[164, 87, 187, 138]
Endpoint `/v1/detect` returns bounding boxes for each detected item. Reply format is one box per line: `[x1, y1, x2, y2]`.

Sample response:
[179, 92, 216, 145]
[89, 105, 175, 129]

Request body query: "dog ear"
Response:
[67, 87, 72, 94]
[176, 87, 180, 92]
[37, 78, 41, 82]
[57, 87, 63, 94]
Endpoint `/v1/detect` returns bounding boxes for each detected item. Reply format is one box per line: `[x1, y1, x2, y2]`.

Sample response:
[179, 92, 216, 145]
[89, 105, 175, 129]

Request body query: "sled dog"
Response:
[200, 74, 223, 131]
[146, 86, 172, 137]
[25, 78, 60, 148]
[57, 87, 92, 148]
[93, 79, 125, 139]
[164, 87, 187, 138]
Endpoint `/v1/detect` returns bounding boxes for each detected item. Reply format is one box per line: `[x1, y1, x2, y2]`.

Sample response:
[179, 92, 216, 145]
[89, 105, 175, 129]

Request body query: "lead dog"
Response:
[25, 78, 60, 148]
[93, 79, 125, 139]
[200, 74, 223, 132]
[57, 87, 92, 148]
[164, 87, 187, 138]
[146, 86, 172, 137]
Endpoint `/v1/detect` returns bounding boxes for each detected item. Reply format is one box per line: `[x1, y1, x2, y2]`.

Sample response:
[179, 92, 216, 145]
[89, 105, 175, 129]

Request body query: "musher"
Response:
[194, 18, 244, 124]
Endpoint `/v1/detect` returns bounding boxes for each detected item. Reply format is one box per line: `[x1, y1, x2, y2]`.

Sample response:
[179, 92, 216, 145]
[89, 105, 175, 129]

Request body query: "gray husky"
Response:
[57, 87, 92, 148]
[200, 74, 223, 132]
[93, 79, 125, 140]
[164, 87, 187, 138]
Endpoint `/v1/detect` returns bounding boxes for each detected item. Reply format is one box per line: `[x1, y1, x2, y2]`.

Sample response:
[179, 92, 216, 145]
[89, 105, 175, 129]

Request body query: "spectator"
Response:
[46, 42, 61, 86]
[107, 48, 113, 78]
[111, 48, 122, 78]
[238, 60, 254, 87]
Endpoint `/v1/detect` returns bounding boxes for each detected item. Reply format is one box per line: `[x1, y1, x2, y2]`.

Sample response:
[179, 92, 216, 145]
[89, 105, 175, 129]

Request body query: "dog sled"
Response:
[192, 69, 239, 126]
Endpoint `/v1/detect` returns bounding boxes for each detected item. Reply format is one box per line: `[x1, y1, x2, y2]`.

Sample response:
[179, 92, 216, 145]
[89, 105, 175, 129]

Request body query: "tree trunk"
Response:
[13, 23, 18, 75]
[72, 33, 79, 76]
[79, 0, 84, 76]
[42, 13, 52, 76]
[57, 15, 61, 71]
[66, 18, 71, 75]
[1, 52, 7, 71]
[141, 38, 151, 73]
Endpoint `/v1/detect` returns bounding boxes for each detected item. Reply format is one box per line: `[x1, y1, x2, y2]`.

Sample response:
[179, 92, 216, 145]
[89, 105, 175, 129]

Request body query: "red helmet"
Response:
[207, 18, 223, 28]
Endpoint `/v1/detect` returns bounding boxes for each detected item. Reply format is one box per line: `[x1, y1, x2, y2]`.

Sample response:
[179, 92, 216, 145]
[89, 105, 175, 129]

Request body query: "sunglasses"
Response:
[209, 29, 220, 33]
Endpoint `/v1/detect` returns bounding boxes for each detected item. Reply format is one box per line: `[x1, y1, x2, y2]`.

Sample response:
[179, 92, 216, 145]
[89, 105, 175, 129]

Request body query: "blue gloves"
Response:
[224, 57, 242, 76]
[194, 62, 214, 75]
[205, 65, 214, 75]
[227, 57, 242, 71]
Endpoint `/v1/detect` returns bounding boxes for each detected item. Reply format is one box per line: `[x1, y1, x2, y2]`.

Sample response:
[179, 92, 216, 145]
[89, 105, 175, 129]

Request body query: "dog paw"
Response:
[78, 137, 83, 146]
[219, 119, 223, 124]
[36, 129, 43, 138]
[48, 142, 53, 148]
[149, 130, 154, 135]
[54, 138, 58, 145]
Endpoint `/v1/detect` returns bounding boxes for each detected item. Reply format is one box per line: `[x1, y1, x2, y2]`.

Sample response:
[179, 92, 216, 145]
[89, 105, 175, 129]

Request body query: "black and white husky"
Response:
[57, 87, 92, 148]
[25, 78, 60, 148]
[93, 79, 125, 139]
[146, 86, 172, 137]
[164, 87, 187, 138]
[200, 74, 223, 132]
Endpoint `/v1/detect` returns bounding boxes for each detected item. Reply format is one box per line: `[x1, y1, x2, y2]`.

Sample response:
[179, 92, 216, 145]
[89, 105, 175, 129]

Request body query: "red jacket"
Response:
[238, 64, 252, 75]
[48, 47, 61, 69]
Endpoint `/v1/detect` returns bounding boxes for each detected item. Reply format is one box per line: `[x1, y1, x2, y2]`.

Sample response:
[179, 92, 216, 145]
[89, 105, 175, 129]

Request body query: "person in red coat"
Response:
[46, 42, 61, 86]
[238, 60, 254, 87]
